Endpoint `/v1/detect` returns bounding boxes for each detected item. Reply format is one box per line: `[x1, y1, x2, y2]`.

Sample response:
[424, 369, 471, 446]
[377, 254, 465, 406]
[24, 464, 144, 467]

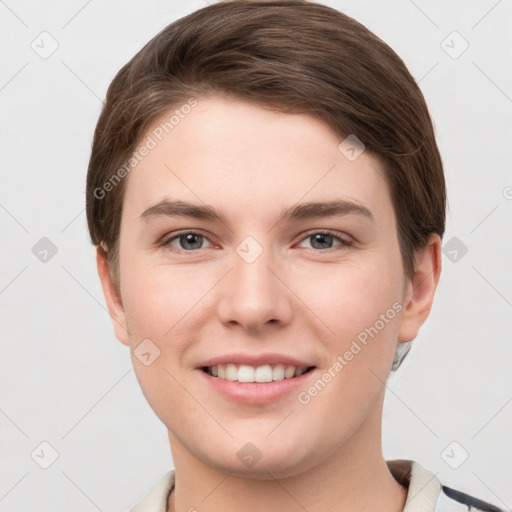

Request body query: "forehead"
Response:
[122, 95, 394, 225]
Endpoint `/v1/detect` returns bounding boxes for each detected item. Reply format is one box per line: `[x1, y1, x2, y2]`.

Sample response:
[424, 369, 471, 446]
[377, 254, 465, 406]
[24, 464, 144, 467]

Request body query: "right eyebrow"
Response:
[140, 200, 229, 224]
[139, 198, 374, 226]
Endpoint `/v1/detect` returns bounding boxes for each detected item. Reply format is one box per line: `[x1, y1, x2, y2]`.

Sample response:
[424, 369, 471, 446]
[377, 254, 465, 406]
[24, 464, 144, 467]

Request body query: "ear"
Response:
[398, 233, 442, 343]
[96, 246, 130, 346]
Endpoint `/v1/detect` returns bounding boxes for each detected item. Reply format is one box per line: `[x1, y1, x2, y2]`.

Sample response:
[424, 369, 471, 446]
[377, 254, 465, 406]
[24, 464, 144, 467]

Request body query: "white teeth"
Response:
[272, 364, 285, 380]
[254, 365, 273, 382]
[225, 363, 238, 381]
[206, 363, 311, 382]
[284, 365, 296, 379]
[237, 365, 255, 382]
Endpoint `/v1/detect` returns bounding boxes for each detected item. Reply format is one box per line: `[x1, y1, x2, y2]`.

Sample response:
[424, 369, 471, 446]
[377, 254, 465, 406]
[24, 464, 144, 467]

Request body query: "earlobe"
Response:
[397, 234, 442, 343]
[96, 246, 130, 346]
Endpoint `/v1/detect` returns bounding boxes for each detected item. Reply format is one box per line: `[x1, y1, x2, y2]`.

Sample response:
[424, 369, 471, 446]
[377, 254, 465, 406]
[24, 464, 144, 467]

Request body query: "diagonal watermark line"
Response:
[0, 472, 29, 502]
[61, 61, 103, 102]
[407, 0, 439, 28]
[267, 163, 337, 234]
[60, 265, 129, 333]
[472, 61, 512, 104]
[418, 61, 439, 83]
[405, 471, 440, 504]
[61, 369, 132, 439]
[0, 265, 29, 295]
[0, 408, 29, 438]
[164, 163, 233, 234]
[471, 396, 512, 439]
[265, 409, 294, 438]
[0, 62, 29, 91]
[0, 0, 29, 28]
[471, 471, 511, 510]
[471, 265, 512, 308]
[409, 267, 435, 298]
[61, 0, 93, 29]
[163, 367, 233, 438]
[61, 471, 103, 511]
[471, 0, 502, 30]
[61, 207, 85, 233]
[200, 471, 233, 503]
[0, 203, 29, 232]
[265, 266, 336, 335]
[163, 267, 234, 336]
[266, 471, 309, 511]
[369, 368, 440, 438]
[470, 204, 499, 233]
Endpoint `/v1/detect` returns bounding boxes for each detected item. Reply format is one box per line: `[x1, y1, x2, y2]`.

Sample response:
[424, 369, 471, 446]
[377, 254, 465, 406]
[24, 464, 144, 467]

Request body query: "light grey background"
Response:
[1, 1, 511, 511]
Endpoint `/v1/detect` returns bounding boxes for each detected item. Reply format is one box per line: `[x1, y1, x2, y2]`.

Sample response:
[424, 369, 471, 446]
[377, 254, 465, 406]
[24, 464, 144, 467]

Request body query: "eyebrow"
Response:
[139, 198, 374, 225]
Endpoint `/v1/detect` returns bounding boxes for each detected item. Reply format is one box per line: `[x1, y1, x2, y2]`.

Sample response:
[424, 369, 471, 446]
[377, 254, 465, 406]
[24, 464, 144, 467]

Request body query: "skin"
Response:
[97, 95, 441, 512]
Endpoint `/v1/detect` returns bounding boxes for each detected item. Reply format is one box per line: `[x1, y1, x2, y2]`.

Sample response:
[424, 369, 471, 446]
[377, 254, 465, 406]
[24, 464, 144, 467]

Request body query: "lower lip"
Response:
[196, 368, 316, 404]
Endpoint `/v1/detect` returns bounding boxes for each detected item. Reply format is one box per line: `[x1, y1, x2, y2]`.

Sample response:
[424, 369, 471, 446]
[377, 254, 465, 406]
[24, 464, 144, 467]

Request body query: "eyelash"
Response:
[159, 229, 353, 254]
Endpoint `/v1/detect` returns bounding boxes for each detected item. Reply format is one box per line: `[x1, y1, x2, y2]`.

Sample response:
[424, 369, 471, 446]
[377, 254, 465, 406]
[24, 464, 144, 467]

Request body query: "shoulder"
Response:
[387, 459, 508, 512]
[129, 469, 175, 512]
[437, 484, 508, 512]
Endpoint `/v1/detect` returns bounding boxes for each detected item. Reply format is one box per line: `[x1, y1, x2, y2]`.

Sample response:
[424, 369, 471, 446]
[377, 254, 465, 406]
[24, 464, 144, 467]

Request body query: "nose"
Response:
[216, 244, 294, 334]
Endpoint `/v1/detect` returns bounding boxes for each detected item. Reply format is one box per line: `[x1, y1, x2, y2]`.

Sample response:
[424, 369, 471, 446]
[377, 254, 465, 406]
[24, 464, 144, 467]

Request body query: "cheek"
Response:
[124, 285, 202, 371]
[305, 258, 405, 393]
[120, 259, 200, 420]
[119, 243, 202, 340]
[310, 257, 404, 333]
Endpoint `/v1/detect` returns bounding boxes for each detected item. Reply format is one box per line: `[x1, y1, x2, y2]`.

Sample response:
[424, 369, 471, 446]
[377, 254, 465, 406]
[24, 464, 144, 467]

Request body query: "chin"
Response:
[199, 435, 318, 480]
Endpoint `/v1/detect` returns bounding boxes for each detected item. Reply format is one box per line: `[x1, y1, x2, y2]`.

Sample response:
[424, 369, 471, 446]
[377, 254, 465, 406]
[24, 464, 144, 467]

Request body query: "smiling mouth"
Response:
[201, 363, 316, 383]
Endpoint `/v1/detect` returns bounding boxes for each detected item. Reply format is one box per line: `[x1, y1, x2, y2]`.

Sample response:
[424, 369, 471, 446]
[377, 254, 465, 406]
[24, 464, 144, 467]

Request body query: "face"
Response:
[100, 95, 437, 479]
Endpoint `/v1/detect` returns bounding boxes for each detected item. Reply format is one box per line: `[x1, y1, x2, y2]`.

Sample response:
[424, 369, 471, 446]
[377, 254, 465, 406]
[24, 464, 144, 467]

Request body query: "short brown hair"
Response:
[86, 0, 446, 370]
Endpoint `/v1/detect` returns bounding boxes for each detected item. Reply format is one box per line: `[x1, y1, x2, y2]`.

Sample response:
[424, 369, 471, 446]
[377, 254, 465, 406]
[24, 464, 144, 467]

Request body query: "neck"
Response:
[167, 395, 407, 512]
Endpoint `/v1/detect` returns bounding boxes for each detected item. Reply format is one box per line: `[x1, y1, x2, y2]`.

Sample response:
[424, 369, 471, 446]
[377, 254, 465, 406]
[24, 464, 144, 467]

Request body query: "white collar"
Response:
[130, 459, 441, 512]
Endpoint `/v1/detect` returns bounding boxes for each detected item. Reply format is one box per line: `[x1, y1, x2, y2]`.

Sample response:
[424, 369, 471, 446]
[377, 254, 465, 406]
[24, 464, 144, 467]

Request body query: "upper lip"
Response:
[197, 353, 316, 369]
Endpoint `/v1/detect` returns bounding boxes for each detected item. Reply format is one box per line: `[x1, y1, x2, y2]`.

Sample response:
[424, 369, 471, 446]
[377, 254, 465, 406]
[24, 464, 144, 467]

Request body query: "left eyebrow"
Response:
[279, 198, 374, 223]
[139, 198, 374, 225]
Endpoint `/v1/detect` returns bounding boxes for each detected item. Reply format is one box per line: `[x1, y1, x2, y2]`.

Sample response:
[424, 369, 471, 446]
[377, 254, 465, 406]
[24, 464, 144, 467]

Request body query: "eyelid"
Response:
[159, 229, 216, 248]
[159, 228, 353, 252]
[296, 229, 354, 250]
[298, 228, 353, 243]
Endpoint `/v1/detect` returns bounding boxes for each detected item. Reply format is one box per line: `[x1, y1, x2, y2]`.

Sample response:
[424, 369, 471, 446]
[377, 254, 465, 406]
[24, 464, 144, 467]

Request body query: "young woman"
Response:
[86, 2, 505, 511]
